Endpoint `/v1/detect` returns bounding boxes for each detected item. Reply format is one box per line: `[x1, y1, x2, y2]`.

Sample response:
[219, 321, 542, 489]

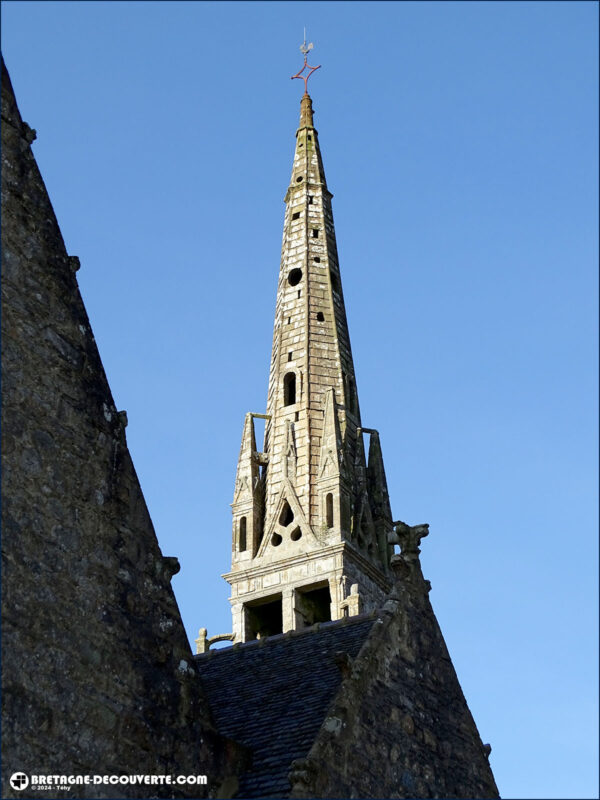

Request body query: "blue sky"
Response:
[2, 2, 598, 798]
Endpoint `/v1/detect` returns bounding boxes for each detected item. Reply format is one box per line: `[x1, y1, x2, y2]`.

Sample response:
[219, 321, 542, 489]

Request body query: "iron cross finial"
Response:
[291, 32, 321, 95]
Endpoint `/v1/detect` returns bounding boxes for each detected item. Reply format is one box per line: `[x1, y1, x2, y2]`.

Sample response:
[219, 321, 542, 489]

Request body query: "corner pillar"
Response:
[231, 602, 244, 642]
[282, 587, 295, 632]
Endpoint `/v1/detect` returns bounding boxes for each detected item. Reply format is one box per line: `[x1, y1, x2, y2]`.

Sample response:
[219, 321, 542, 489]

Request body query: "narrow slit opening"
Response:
[239, 517, 247, 551]
[284, 372, 296, 405]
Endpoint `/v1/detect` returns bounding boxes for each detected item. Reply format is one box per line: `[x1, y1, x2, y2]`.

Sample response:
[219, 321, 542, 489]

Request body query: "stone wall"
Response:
[1, 59, 245, 798]
[289, 550, 500, 799]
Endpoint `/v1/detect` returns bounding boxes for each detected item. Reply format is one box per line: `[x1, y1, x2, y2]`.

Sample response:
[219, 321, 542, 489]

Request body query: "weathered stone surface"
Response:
[1, 58, 246, 798]
[289, 555, 500, 799]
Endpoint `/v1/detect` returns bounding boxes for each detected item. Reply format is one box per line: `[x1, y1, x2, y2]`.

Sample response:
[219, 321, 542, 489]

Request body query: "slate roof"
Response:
[195, 614, 377, 798]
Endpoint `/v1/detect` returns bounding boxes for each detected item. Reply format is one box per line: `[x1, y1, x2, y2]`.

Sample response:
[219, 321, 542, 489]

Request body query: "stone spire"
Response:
[299, 93, 314, 128]
[224, 83, 396, 643]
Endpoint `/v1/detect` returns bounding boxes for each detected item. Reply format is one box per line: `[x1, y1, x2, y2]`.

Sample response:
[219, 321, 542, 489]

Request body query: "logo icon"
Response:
[10, 773, 29, 791]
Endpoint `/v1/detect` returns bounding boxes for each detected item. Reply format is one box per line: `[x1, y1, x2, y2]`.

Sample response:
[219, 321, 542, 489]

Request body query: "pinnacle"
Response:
[299, 93, 314, 129]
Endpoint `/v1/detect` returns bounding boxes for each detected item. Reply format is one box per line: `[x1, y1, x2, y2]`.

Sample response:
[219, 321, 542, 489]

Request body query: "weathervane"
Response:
[291, 29, 321, 95]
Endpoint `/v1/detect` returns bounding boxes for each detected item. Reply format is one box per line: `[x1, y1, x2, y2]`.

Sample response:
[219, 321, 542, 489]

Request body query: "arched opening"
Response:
[326, 493, 334, 529]
[284, 372, 296, 406]
[239, 517, 247, 552]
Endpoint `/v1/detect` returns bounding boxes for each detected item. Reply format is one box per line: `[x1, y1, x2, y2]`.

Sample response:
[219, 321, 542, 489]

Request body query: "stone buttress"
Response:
[222, 94, 396, 643]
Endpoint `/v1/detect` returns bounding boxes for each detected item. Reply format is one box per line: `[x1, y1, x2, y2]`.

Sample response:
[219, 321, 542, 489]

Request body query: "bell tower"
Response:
[224, 50, 396, 642]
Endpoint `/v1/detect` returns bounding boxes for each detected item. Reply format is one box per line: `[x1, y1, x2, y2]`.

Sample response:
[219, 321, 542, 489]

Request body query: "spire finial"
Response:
[291, 32, 321, 96]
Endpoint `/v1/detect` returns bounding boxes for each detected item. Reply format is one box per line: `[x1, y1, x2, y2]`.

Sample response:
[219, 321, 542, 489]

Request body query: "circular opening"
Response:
[296, 176, 303, 183]
[290, 527, 302, 542]
[271, 533, 282, 547]
[316, 312, 325, 322]
[288, 268, 302, 287]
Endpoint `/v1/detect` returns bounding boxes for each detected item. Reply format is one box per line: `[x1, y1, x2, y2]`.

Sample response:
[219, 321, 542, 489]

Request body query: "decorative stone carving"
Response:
[195, 627, 208, 654]
[22, 121, 37, 143]
[395, 521, 429, 561]
[161, 556, 180, 581]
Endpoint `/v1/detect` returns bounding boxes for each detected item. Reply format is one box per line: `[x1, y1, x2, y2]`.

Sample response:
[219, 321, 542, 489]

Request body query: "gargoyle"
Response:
[394, 520, 429, 560]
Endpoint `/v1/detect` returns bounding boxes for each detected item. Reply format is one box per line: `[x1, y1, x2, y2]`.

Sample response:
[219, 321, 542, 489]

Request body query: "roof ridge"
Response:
[194, 610, 379, 659]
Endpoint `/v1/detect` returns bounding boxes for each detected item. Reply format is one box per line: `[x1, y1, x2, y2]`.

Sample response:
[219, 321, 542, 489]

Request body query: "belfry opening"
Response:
[244, 595, 283, 640]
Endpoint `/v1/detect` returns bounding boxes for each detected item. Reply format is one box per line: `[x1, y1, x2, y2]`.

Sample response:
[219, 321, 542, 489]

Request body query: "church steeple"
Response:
[224, 52, 395, 643]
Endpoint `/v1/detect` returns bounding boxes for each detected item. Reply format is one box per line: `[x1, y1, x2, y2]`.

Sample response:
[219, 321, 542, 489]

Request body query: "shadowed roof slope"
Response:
[195, 614, 376, 798]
